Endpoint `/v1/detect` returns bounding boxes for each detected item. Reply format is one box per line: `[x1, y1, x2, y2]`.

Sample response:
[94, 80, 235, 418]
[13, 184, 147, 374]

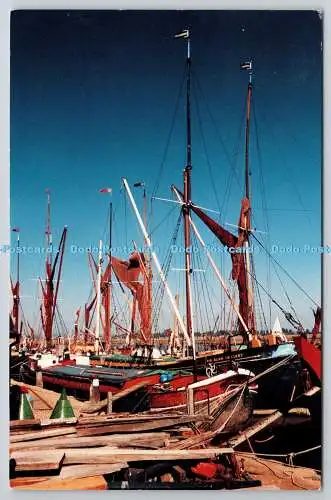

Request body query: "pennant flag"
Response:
[174, 29, 189, 39]
[134, 182, 145, 188]
[12, 227, 20, 232]
[240, 61, 252, 71]
[99, 187, 112, 193]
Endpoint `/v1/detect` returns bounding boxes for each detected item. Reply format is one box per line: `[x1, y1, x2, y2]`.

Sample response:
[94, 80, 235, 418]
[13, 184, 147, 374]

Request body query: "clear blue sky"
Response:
[10, 10, 322, 334]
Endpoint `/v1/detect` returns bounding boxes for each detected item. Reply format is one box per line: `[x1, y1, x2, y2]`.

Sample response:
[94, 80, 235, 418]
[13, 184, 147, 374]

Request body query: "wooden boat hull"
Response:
[149, 373, 254, 412]
[90, 342, 296, 375]
[294, 336, 321, 382]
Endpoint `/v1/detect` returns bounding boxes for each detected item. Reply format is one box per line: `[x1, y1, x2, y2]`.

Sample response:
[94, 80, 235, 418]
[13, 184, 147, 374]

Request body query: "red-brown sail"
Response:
[111, 252, 151, 343]
[311, 306, 322, 344]
[190, 198, 253, 340]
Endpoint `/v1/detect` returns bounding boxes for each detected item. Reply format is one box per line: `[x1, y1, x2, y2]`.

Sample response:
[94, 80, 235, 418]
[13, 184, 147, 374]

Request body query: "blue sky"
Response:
[10, 10, 322, 334]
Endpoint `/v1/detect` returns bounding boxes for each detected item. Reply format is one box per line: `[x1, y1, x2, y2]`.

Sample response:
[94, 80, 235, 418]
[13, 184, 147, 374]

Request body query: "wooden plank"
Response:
[13, 475, 108, 490]
[77, 416, 209, 436]
[10, 426, 77, 443]
[228, 411, 283, 448]
[60, 462, 127, 479]
[11, 450, 65, 472]
[305, 386, 321, 397]
[10, 419, 41, 430]
[166, 430, 217, 450]
[62, 446, 234, 465]
[253, 409, 278, 416]
[40, 417, 77, 427]
[10, 477, 52, 488]
[78, 412, 192, 425]
[10, 433, 170, 452]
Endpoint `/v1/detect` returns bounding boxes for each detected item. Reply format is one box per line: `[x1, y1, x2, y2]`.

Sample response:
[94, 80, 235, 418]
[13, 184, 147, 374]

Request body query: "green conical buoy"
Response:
[18, 390, 35, 420]
[50, 388, 75, 419]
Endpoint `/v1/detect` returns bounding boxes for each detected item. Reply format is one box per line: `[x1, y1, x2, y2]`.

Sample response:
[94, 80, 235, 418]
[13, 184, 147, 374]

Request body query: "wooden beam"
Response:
[61, 446, 234, 465]
[228, 411, 283, 448]
[107, 392, 113, 414]
[76, 416, 209, 436]
[10, 477, 52, 488]
[60, 462, 127, 479]
[13, 475, 108, 490]
[40, 417, 77, 427]
[11, 450, 65, 472]
[10, 426, 77, 443]
[10, 419, 41, 430]
[10, 432, 170, 452]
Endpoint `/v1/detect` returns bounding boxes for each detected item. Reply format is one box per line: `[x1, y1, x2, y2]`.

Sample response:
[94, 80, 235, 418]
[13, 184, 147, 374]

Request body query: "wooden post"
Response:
[187, 387, 194, 415]
[36, 369, 43, 388]
[107, 392, 113, 414]
[89, 379, 100, 404]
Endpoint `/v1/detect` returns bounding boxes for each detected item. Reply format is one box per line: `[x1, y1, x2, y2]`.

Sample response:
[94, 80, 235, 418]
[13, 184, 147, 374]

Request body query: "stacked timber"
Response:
[9, 381, 320, 490]
[9, 410, 259, 490]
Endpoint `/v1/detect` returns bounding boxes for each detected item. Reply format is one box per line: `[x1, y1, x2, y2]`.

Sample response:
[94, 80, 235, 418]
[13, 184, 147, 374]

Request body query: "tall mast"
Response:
[40, 190, 68, 349]
[45, 188, 52, 264]
[99, 188, 113, 352]
[134, 181, 152, 344]
[105, 200, 112, 351]
[44, 189, 53, 349]
[95, 239, 103, 355]
[11, 227, 20, 336]
[241, 61, 256, 332]
[179, 29, 196, 364]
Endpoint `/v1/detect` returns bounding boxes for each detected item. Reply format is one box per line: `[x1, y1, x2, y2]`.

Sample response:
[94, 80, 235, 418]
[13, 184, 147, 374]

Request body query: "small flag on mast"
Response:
[12, 227, 20, 232]
[240, 61, 252, 71]
[99, 188, 112, 194]
[174, 29, 189, 39]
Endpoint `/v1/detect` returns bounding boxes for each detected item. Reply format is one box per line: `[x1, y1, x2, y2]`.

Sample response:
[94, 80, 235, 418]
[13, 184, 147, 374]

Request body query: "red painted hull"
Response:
[149, 373, 252, 410]
[41, 371, 162, 396]
[294, 336, 321, 381]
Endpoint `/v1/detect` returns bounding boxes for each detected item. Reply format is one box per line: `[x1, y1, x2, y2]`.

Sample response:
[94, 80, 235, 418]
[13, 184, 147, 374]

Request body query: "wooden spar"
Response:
[172, 186, 250, 334]
[73, 307, 80, 345]
[122, 177, 191, 346]
[228, 410, 283, 448]
[181, 29, 196, 369]
[40, 190, 68, 348]
[51, 227, 68, 326]
[11, 228, 20, 338]
[130, 294, 137, 344]
[59, 447, 234, 465]
[168, 294, 181, 354]
[242, 62, 256, 332]
[100, 196, 113, 352]
[43, 189, 53, 349]
[132, 240, 149, 344]
[84, 252, 98, 343]
[94, 240, 102, 354]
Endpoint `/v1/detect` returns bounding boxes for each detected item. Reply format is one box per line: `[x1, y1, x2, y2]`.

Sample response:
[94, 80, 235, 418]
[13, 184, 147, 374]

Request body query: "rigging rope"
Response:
[151, 64, 187, 201]
[252, 234, 319, 307]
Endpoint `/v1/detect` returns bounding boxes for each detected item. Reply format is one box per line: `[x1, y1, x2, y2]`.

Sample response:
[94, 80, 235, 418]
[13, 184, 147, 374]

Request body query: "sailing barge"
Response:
[11, 30, 321, 422]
